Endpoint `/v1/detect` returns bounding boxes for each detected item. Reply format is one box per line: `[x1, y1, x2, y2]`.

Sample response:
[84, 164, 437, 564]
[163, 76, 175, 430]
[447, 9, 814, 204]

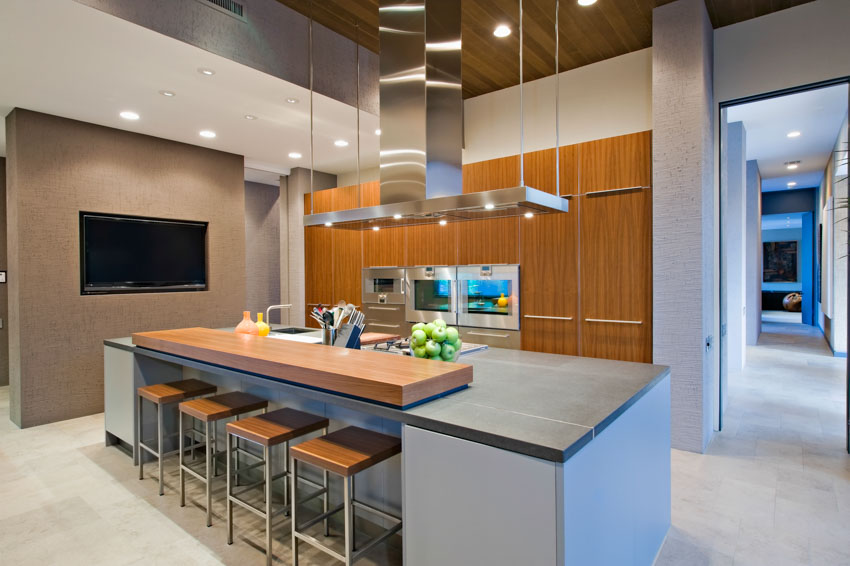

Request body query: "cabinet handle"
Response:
[467, 331, 511, 338]
[368, 306, 400, 311]
[584, 186, 649, 196]
[369, 323, 401, 328]
[585, 318, 643, 325]
[524, 315, 573, 321]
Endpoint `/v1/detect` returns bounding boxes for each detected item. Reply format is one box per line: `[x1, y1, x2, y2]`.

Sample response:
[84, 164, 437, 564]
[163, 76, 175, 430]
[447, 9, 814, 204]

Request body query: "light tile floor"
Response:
[0, 321, 847, 565]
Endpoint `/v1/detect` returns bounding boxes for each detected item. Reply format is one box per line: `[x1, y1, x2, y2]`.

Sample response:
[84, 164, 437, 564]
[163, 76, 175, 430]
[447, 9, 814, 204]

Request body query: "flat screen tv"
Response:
[80, 212, 208, 294]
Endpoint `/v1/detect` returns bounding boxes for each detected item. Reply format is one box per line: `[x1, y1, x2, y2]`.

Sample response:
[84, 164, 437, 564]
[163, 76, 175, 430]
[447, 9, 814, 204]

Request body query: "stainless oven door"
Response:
[457, 265, 520, 330]
[404, 266, 457, 325]
[362, 268, 405, 305]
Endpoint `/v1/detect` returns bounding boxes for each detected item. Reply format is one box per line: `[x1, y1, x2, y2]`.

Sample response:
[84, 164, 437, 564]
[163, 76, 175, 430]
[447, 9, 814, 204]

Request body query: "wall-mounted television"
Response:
[80, 212, 208, 294]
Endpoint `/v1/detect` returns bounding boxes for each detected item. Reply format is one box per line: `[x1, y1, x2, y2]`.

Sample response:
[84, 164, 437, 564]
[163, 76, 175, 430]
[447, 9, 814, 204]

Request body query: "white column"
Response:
[745, 160, 762, 345]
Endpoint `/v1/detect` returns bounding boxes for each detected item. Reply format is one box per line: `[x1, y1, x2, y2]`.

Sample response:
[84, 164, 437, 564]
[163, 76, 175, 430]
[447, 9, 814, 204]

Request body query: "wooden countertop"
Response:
[131, 327, 472, 409]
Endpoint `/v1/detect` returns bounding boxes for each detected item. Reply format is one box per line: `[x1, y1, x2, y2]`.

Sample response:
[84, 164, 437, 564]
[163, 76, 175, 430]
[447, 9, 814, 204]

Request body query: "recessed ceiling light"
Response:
[393, 214, 402, 219]
[372, 226, 380, 231]
[484, 203, 495, 210]
[493, 25, 511, 38]
[244, 114, 257, 120]
[787, 181, 797, 187]
[198, 67, 216, 76]
[286, 97, 299, 104]
[325, 222, 333, 227]
[786, 162, 799, 170]
[524, 212, 534, 218]
[439, 219, 448, 226]
[334, 140, 349, 147]
[787, 131, 801, 138]
[288, 152, 302, 159]
[199, 130, 216, 139]
[119, 111, 140, 121]
[159, 90, 176, 97]
[578, 0, 597, 5]
[375, 129, 382, 135]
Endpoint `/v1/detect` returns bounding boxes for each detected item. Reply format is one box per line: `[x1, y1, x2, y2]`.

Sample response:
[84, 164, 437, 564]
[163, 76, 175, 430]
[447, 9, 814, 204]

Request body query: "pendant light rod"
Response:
[355, 20, 361, 207]
[519, 0, 524, 186]
[555, 0, 560, 197]
[309, 0, 315, 214]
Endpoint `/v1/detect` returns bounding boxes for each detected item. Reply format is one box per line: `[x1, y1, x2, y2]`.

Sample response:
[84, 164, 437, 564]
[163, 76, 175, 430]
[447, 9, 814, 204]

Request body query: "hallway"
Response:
[658, 322, 850, 565]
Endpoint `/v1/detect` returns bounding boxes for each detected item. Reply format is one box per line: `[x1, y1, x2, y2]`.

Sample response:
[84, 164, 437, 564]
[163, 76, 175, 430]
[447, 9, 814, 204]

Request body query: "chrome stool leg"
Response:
[157, 402, 164, 496]
[344, 475, 353, 566]
[137, 395, 144, 479]
[264, 444, 273, 566]
[291, 455, 299, 566]
[226, 431, 234, 545]
[205, 420, 213, 527]
[179, 410, 186, 507]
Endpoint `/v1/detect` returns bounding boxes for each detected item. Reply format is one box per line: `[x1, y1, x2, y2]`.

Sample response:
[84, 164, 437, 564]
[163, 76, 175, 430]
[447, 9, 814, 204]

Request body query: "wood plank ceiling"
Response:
[276, 0, 815, 99]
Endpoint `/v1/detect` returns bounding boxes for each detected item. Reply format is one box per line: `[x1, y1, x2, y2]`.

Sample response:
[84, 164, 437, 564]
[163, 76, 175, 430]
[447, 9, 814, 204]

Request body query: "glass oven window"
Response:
[413, 280, 451, 312]
[371, 278, 396, 293]
[464, 280, 512, 315]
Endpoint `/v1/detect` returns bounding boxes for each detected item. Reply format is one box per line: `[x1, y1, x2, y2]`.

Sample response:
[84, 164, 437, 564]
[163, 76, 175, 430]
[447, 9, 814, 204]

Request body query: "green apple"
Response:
[431, 326, 447, 343]
[411, 322, 426, 333]
[453, 338, 462, 353]
[424, 323, 437, 338]
[440, 343, 456, 361]
[445, 327, 459, 344]
[429, 355, 443, 361]
[411, 329, 427, 346]
[433, 318, 447, 328]
[424, 340, 441, 357]
[413, 345, 427, 358]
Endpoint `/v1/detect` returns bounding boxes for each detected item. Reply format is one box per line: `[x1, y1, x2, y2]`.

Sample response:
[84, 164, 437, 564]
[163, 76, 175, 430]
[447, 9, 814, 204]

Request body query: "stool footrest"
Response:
[294, 531, 346, 563]
[296, 501, 344, 532]
[352, 521, 403, 564]
[352, 500, 402, 524]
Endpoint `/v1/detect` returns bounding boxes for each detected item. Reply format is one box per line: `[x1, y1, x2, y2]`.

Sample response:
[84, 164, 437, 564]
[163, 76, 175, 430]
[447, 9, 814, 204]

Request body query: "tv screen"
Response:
[80, 212, 207, 294]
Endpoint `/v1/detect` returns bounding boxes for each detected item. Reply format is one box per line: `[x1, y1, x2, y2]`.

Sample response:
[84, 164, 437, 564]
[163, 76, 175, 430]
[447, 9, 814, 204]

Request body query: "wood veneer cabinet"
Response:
[457, 217, 520, 265]
[406, 222, 458, 266]
[305, 225, 333, 328]
[363, 225, 405, 267]
[332, 228, 362, 305]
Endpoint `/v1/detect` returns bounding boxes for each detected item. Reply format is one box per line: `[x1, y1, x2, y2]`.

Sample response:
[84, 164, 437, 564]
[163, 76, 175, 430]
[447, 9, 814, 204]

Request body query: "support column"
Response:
[745, 160, 762, 342]
[652, 0, 716, 453]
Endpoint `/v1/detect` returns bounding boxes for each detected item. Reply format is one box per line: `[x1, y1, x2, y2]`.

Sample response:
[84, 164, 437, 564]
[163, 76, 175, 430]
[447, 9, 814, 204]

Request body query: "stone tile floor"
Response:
[0, 320, 847, 565]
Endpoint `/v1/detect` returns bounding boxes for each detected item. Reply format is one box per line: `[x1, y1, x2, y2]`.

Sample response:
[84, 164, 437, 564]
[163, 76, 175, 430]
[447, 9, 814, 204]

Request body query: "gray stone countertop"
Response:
[105, 328, 669, 463]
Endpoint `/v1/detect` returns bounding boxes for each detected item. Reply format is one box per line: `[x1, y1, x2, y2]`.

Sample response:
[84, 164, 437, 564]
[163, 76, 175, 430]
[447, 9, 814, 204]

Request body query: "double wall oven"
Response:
[361, 268, 407, 335]
[404, 266, 458, 325]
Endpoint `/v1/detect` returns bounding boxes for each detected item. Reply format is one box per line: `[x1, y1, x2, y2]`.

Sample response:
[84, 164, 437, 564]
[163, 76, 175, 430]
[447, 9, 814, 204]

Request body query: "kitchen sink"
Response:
[271, 327, 315, 335]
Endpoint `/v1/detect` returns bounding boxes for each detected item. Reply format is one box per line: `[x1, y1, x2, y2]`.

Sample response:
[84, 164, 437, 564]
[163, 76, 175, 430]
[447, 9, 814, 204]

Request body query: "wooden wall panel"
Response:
[333, 228, 363, 305]
[462, 155, 520, 194]
[457, 217, 519, 265]
[580, 131, 651, 193]
[579, 188, 652, 363]
[304, 225, 333, 316]
[360, 181, 381, 208]
[363, 226, 406, 267]
[332, 185, 359, 211]
[406, 223, 459, 267]
[304, 188, 334, 214]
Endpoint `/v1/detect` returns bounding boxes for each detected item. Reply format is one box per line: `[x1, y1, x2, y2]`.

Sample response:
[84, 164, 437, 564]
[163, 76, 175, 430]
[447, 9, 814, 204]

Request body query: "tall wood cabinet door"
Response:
[579, 189, 652, 363]
[333, 229, 362, 305]
[360, 181, 381, 208]
[522, 145, 579, 196]
[520, 211, 579, 355]
[304, 189, 334, 215]
[305, 225, 333, 326]
[580, 131, 651, 193]
[462, 156, 520, 193]
[363, 226, 405, 267]
[457, 217, 520, 265]
[406, 223, 458, 266]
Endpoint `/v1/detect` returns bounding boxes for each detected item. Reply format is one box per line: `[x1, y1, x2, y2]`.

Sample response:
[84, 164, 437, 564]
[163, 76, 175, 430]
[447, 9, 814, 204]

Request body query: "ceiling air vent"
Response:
[195, 0, 246, 22]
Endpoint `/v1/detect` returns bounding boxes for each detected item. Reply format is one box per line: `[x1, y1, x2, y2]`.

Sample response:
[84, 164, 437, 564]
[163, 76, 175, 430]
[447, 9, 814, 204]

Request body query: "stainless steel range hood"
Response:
[304, 0, 568, 230]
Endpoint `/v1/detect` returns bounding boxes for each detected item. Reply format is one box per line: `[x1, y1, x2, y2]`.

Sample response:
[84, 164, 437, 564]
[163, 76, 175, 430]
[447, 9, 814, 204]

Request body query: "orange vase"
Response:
[235, 311, 259, 335]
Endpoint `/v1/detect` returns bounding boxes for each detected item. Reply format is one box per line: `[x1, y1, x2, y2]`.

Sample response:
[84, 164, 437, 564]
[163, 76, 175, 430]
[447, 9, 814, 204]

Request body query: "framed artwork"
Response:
[763, 241, 798, 283]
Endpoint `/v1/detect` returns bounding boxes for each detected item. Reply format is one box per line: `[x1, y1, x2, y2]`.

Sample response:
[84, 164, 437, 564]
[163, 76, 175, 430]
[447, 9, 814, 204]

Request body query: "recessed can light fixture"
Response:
[288, 152, 302, 159]
[244, 114, 257, 120]
[159, 90, 176, 97]
[325, 222, 333, 227]
[119, 111, 140, 121]
[372, 226, 380, 231]
[286, 97, 299, 104]
[787, 131, 801, 138]
[199, 130, 216, 139]
[787, 181, 797, 187]
[493, 25, 511, 38]
[484, 203, 495, 210]
[393, 214, 402, 219]
[375, 129, 382, 135]
[334, 140, 349, 147]
[198, 67, 216, 76]
[578, 0, 597, 5]
[525, 212, 534, 218]
[786, 161, 799, 170]
[439, 219, 448, 226]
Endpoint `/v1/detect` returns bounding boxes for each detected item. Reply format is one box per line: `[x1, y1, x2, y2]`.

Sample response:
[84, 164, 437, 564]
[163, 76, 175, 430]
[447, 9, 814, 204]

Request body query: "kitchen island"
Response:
[105, 327, 670, 566]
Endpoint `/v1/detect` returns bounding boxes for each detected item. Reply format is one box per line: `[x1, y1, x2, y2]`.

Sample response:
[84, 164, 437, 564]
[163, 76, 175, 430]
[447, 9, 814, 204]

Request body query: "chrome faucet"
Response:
[265, 304, 293, 326]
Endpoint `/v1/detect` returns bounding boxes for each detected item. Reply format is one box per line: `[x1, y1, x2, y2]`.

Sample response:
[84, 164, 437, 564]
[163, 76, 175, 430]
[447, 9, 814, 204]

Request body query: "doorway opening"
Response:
[719, 79, 849, 454]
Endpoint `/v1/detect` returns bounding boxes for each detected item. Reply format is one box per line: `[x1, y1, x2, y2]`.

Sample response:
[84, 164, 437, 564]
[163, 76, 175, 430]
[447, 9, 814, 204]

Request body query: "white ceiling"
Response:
[0, 0, 380, 181]
[726, 84, 847, 192]
[762, 212, 804, 231]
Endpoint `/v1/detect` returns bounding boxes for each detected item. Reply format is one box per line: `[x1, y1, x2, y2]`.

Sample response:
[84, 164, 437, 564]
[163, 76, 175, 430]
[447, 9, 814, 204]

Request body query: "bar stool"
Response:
[225, 408, 330, 566]
[179, 391, 268, 527]
[137, 379, 217, 496]
[290, 426, 403, 566]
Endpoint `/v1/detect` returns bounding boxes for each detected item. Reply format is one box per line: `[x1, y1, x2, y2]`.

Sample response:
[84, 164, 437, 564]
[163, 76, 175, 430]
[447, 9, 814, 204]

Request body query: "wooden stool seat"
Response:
[290, 426, 401, 477]
[138, 379, 217, 405]
[179, 391, 268, 422]
[226, 408, 329, 447]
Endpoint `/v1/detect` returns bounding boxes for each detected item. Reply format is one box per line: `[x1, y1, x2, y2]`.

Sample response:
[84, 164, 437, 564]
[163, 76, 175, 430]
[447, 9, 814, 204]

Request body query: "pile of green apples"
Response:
[410, 319, 462, 362]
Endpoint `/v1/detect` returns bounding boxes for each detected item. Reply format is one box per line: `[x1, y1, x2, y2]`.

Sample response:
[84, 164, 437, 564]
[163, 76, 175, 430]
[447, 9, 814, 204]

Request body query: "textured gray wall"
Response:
[6, 109, 247, 428]
[723, 121, 747, 381]
[745, 160, 762, 345]
[0, 157, 7, 387]
[652, 0, 716, 453]
[245, 181, 281, 324]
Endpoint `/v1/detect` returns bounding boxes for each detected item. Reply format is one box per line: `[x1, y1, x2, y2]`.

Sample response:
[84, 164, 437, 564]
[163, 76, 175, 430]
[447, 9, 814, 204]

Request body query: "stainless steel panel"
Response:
[379, 0, 427, 204]
[404, 266, 457, 325]
[457, 265, 520, 330]
[362, 267, 406, 305]
[457, 326, 521, 350]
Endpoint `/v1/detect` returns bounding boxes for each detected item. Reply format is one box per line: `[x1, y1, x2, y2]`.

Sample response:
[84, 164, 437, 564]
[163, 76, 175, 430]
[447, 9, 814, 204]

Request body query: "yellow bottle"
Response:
[256, 312, 270, 337]
[497, 293, 508, 308]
